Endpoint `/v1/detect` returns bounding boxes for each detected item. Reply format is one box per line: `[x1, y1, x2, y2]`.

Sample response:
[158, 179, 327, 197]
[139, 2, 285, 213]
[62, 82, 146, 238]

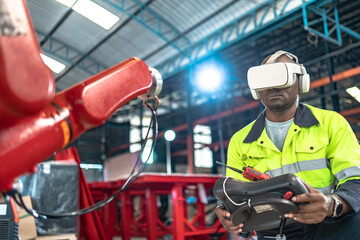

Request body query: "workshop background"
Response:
[26, 0, 360, 179]
[8, 0, 360, 239]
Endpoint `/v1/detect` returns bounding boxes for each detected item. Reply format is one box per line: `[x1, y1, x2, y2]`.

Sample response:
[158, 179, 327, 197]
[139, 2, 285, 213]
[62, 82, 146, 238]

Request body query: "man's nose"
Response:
[266, 88, 281, 92]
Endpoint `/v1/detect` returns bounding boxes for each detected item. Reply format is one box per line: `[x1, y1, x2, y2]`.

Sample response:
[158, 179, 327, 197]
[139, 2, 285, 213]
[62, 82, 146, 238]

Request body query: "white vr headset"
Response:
[247, 51, 310, 100]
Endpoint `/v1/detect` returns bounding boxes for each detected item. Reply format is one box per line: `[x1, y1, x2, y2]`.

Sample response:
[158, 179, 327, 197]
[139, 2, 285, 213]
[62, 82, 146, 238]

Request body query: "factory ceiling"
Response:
[26, 0, 360, 163]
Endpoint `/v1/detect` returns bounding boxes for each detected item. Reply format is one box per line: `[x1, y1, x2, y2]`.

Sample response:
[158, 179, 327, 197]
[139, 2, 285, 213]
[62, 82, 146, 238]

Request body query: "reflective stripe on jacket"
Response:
[226, 103, 360, 194]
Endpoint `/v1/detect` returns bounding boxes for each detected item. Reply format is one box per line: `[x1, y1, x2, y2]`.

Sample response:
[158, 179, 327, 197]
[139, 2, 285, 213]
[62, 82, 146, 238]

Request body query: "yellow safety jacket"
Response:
[227, 103, 360, 194]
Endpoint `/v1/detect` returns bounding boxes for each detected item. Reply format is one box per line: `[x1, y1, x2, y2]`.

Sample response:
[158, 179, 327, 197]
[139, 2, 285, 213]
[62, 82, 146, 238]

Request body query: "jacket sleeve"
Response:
[335, 179, 360, 212]
[226, 134, 248, 181]
[326, 113, 360, 212]
[326, 113, 360, 186]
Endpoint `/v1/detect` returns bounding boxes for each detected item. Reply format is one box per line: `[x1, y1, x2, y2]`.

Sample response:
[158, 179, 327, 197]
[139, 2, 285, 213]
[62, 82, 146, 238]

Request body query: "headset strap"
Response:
[266, 50, 299, 64]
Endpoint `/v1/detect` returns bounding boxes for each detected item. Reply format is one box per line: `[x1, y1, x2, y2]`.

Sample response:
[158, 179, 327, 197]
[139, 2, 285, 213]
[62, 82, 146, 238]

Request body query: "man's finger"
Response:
[292, 193, 322, 203]
[298, 202, 327, 214]
[299, 180, 318, 193]
[291, 212, 322, 224]
[222, 219, 244, 233]
[228, 225, 244, 233]
[215, 206, 231, 217]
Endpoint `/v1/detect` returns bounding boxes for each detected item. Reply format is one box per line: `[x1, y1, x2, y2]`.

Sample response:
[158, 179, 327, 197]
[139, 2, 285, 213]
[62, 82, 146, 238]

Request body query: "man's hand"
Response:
[215, 206, 244, 234]
[286, 180, 333, 224]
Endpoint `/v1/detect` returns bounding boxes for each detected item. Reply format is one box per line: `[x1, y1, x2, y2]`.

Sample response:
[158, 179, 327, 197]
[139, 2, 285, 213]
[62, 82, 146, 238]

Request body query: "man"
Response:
[215, 50, 360, 239]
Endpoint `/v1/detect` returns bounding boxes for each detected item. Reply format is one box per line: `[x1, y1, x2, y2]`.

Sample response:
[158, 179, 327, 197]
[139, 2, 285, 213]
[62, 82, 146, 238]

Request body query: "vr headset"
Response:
[247, 51, 310, 100]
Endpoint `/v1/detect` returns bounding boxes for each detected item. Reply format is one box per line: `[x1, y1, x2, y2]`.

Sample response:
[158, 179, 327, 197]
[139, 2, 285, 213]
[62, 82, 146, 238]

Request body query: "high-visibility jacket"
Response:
[227, 103, 360, 194]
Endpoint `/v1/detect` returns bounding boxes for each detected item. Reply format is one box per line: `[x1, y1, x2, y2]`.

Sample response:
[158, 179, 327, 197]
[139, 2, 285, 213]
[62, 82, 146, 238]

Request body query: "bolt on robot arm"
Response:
[0, 0, 163, 192]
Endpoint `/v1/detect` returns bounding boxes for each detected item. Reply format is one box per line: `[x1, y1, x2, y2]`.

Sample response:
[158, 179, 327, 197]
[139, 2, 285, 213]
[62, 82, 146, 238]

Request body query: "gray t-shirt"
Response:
[265, 118, 294, 151]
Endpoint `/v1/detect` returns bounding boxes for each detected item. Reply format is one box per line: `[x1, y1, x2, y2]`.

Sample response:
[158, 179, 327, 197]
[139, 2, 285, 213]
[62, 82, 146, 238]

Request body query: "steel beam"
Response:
[155, 0, 328, 79]
[303, 0, 360, 45]
[43, 0, 191, 77]
[142, 0, 239, 62]
[104, 0, 191, 57]
[54, 0, 154, 82]
[37, 30, 108, 75]
[40, 0, 78, 47]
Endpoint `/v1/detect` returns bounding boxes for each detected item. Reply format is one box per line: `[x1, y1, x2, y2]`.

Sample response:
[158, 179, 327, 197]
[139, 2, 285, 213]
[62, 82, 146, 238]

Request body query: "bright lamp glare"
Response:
[164, 130, 176, 142]
[196, 66, 223, 92]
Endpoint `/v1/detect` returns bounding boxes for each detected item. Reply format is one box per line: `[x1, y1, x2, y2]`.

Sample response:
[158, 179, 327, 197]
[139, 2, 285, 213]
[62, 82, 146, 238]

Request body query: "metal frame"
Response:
[156, 0, 360, 79]
[38, 30, 108, 76]
[155, 0, 317, 79]
[104, 0, 191, 57]
[89, 174, 226, 240]
[41, 0, 310, 80]
[302, 0, 360, 46]
[39, 0, 360, 83]
[54, 0, 155, 82]
[43, 0, 189, 81]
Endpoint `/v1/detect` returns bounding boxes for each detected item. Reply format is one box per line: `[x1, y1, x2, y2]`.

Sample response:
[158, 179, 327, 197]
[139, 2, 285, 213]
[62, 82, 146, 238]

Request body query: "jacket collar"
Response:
[243, 103, 319, 143]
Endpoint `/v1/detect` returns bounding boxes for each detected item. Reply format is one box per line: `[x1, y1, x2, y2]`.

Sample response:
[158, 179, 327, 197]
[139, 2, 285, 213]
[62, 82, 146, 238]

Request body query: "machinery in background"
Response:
[0, 0, 163, 192]
[89, 174, 226, 240]
[0, 1, 163, 239]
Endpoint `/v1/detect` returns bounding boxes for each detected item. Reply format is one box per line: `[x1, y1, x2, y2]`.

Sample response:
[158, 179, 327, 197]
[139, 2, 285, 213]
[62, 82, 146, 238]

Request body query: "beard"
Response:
[262, 95, 299, 113]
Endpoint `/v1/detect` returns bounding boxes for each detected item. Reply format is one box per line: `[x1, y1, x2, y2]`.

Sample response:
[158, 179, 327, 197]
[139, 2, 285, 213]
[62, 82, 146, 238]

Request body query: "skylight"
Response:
[55, 0, 119, 30]
[80, 163, 103, 170]
[40, 53, 66, 73]
[346, 86, 360, 103]
[194, 125, 213, 168]
[129, 116, 154, 164]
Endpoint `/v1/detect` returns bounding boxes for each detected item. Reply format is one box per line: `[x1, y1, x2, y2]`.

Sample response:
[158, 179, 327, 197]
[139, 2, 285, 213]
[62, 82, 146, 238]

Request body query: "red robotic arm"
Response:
[0, 1, 162, 191]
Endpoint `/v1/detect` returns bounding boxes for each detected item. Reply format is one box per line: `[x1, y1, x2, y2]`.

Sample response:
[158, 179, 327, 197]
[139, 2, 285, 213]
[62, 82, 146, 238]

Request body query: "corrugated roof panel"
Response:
[146, 48, 179, 68]
[150, 0, 234, 33]
[145, 0, 307, 69]
[95, 0, 150, 17]
[145, 45, 180, 68]
[27, 0, 69, 33]
[28, 0, 143, 55]
[141, 0, 263, 67]
[28, 0, 342, 95]
[90, 20, 169, 67]
[52, 12, 108, 53]
[147, 0, 260, 46]
[56, 67, 91, 90]
[183, 0, 261, 43]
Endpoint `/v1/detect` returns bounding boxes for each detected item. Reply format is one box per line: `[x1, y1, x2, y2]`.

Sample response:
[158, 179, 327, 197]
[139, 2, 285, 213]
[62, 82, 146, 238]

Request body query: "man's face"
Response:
[257, 82, 299, 112]
[256, 57, 300, 112]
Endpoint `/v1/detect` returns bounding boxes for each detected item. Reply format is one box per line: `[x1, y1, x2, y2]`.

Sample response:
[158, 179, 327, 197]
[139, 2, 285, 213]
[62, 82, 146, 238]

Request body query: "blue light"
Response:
[195, 64, 224, 92]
